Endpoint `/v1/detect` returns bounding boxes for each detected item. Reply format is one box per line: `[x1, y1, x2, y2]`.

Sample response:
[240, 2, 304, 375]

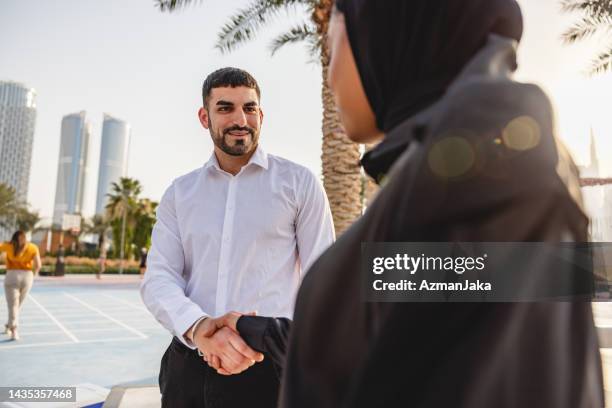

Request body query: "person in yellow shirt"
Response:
[1, 230, 41, 340]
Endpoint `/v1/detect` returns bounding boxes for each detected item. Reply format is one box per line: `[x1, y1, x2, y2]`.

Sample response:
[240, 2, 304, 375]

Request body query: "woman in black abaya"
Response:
[279, 0, 604, 407]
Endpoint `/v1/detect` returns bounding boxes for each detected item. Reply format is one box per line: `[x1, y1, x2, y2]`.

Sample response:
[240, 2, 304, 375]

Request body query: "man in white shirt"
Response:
[141, 67, 335, 407]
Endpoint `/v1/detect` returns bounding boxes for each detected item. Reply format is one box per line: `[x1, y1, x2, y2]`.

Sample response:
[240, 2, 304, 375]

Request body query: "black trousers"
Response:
[159, 337, 280, 408]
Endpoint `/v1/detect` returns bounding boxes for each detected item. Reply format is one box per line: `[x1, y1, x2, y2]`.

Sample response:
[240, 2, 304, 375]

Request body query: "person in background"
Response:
[139, 247, 147, 278]
[97, 246, 106, 280]
[1, 230, 41, 341]
[55, 243, 65, 276]
[280, 1, 604, 407]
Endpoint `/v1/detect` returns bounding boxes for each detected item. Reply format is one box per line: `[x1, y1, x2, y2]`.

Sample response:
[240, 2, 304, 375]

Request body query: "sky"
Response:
[1, 0, 610, 221]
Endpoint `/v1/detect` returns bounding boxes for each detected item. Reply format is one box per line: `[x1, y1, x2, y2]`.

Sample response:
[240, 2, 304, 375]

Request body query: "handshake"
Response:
[186, 312, 264, 376]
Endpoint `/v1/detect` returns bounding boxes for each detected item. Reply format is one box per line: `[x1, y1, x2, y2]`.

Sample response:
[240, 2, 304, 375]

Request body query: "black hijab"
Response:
[335, 0, 524, 133]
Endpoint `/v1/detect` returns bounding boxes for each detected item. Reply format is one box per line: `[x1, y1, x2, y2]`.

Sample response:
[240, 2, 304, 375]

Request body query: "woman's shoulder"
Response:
[448, 78, 554, 129]
[373, 79, 571, 223]
[26, 242, 39, 253]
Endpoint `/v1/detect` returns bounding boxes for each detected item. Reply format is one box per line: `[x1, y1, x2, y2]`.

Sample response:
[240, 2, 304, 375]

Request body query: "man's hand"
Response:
[191, 312, 263, 375]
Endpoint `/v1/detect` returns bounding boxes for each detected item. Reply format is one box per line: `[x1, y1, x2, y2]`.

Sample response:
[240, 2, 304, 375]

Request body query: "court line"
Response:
[19, 322, 64, 327]
[0, 311, 41, 316]
[15, 327, 148, 335]
[63, 293, 147, 339]
[8, 316, 52, 322]
[35, 312, 128, 317]
[92, 310, 150, 316]
[18, 330, 65, 335]
[116, 323, 164, 328]
[68, 326, 163, 333]
[15, 309, 149, 318]
[50, 319, 117, 325]
[102, 294, 149, 312]
[44, 309, 145, 315]
[52, 310, 150, 317]
[70, 327, 142, 333]
[0, 336, 143, 350]
[102, 320, 159, 325]
[28, 295, 79, 343]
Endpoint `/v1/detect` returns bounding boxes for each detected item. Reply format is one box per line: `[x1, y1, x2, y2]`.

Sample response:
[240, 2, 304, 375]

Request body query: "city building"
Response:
[578, 128, 600, 178]
[579, 129, 612, 242]
[0, 81, 37, 240]
[52, 111, 91, 227]
[95, 114, 130, 215]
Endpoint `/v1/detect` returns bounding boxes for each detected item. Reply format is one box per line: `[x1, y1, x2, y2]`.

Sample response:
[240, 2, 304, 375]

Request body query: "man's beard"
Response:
[209, 120, 259, 157]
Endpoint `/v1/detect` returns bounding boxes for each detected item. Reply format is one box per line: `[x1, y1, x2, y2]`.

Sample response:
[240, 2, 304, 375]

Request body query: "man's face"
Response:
[198, 86, 263, 156]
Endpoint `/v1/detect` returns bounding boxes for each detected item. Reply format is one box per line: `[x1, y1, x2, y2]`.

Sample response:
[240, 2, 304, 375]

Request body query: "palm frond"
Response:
[562, 13, 612, 43]
[270, 23, 317, 55]
[587, 46, 612, 75]
[215, 0, 313, 53]
[560, 0, 612, 17]
[156, 0, 203, 12]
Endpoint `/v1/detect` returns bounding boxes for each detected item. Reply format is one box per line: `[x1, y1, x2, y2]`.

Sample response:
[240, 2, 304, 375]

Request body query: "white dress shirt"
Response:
[141, 146, 335, 347]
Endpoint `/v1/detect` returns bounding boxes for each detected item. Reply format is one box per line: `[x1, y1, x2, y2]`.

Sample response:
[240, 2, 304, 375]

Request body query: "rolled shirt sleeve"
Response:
[295, 170, 336, 275]
[140, 182, 207, 348]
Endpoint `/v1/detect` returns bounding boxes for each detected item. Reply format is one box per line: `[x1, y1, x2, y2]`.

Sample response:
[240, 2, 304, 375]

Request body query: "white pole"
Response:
[119, 195, 127, 275]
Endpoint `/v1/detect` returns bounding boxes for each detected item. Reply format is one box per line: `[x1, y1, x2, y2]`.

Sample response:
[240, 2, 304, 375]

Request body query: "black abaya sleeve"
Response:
[237, 316, 292, 378]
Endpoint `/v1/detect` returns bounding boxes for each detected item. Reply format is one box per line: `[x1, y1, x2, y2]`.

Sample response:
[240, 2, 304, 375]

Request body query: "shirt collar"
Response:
[248, 145, 269, 170]
[203, 145, 269, 173]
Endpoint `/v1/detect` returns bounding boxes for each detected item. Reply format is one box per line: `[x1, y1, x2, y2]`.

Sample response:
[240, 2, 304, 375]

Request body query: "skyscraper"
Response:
[0, 81, 37, 201]
[578, 128, 600, 178]
[0, 81, 37, 240]
[578, 128, 612, 241]
[52, 111, 91, 227]
[95, 114, 130, 215]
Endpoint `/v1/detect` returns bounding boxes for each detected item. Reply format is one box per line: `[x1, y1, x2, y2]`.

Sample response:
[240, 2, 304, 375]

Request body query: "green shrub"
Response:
[0, 266, 140, 275]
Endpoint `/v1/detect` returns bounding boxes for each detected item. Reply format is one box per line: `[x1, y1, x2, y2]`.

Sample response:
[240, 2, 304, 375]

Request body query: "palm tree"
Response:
[0, 183, 40, 233]
[156, 0, 364, 235]
[562, 0, 612, 75]
[15, 207, 40, 233]
[86, 214, 111, 251]
[106, 177, 143, 271]
[0, 183, 21, 230]
[132, 198, 158, 258]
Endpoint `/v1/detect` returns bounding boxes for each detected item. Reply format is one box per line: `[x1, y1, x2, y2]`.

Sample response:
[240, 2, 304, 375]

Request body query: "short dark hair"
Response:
[202, 67, 261, 107]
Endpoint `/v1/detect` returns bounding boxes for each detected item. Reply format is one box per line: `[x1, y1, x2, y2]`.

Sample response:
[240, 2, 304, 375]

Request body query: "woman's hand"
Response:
[193, 311, 263, 375]
[218, 311, 241, 332]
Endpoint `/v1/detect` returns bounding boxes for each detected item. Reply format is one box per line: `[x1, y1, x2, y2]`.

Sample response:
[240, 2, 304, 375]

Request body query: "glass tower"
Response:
[95, 114, 130, 215]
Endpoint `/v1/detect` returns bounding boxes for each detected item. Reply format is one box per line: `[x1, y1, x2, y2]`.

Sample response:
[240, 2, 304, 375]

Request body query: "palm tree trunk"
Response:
[316, 0, 363, 236]
[119, 201, 127, 274]
[321, 64, 362, 235]
[362, 143, 380, 208]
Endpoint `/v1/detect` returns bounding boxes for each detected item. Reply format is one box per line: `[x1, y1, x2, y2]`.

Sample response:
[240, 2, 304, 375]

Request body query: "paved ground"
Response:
[593, 302, 612, 405]
[2, 275, 612, 407]
[0, 275, 169, 406]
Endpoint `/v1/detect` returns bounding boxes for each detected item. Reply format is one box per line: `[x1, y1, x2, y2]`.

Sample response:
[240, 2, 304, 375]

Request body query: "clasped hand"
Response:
[192, 312, 264, 376]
